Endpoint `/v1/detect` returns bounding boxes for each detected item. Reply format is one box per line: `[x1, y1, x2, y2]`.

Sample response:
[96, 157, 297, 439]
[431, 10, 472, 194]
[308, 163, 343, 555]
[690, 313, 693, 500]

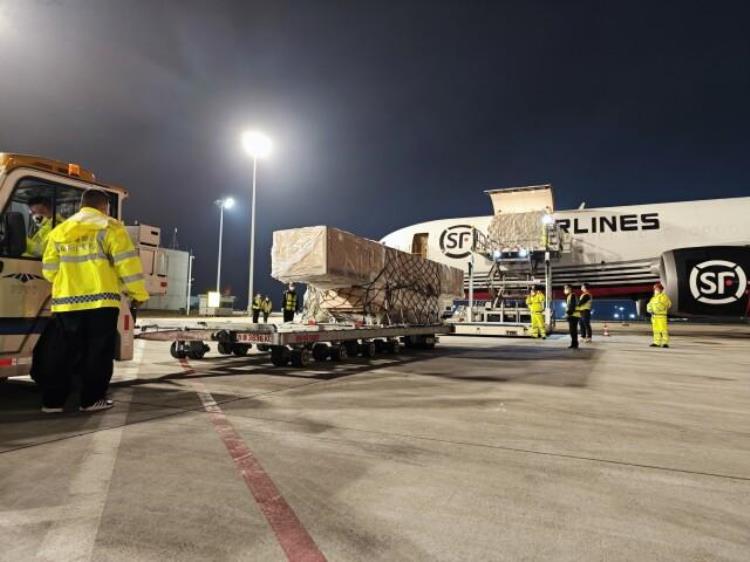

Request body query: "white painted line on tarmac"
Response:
[34, 392, 131, 561]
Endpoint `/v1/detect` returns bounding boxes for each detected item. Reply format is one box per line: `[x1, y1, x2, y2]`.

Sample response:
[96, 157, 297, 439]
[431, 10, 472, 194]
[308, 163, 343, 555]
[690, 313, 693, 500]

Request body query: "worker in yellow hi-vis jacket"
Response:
[525, 286, 546, 339]
[647, 282, 672, 348]
[40, 189, 149, 414]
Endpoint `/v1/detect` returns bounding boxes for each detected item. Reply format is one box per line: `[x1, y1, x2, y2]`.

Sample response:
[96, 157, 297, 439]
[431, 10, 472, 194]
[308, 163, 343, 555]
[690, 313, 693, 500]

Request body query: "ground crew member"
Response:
[261, 295, 272, 323]
[282, 283, 298, 322]
[25, 196, 56, 257]
[578, 283, 593, 342]
[251, 293, 263, 323]
[39, 189, 148, 413]
[564, 284, 580, 349]
[525, 285, 546, 339]
[647, 282, 672, 348]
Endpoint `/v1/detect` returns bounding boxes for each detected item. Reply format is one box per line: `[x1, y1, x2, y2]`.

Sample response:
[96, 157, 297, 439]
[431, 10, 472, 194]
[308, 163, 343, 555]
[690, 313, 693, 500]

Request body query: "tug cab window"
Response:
[0, 177, 118, 259]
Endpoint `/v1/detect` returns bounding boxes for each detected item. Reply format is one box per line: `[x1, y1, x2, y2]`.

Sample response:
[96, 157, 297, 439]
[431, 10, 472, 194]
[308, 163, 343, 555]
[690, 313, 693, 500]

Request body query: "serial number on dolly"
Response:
[235, 334, 274, 343]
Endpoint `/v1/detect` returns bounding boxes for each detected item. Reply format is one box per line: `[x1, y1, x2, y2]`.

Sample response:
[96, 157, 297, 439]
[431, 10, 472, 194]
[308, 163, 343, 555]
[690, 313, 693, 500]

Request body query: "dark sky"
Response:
[1, 0, 748, 305]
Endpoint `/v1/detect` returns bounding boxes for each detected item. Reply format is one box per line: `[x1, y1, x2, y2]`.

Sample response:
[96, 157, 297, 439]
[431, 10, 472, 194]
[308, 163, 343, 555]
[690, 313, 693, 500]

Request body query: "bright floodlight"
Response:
[242, 130, 272, 159]
[223, 197, 235, 209]
[541, 214, 555, 225]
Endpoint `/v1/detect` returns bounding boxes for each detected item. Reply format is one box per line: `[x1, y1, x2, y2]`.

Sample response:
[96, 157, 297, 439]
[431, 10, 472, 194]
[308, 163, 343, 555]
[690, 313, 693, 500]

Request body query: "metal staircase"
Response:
[459, 220, 570, 334]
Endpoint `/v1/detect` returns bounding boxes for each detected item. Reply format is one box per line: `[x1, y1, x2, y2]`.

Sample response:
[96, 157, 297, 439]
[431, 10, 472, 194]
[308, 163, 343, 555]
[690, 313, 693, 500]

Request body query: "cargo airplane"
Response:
[380, 186, 750, 318]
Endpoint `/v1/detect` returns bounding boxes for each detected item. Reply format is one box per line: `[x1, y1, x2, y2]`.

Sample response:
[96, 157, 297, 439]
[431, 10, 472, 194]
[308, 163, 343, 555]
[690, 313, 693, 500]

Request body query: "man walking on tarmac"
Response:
[40, 189, 148, 413]
[564, 284, 580, 349]
[282, 283, 298, 322]
[647, 282, 672, 348]
[525, 286, 546, 339]
[578, 283, 593, 342]
[251, 293, 263, 323]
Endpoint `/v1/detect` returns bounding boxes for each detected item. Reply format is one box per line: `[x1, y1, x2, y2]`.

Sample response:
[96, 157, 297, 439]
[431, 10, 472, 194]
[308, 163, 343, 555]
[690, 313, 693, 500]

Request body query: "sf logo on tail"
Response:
[689, 260, 747, 305]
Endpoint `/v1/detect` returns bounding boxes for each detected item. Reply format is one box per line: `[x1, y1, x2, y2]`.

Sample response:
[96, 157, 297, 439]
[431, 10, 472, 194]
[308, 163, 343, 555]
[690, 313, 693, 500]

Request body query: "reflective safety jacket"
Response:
[261, 298, 272, 314]
[25, 216, 59, 258]
[252, 295, 262, 311]
[526, 292, 545, 313]
[578, 292, 593, 311]
[566, 293, 581, 318]
[42, 207, 149, 312]
[283, 290, 297, 311]
[647, 292, 672, 317]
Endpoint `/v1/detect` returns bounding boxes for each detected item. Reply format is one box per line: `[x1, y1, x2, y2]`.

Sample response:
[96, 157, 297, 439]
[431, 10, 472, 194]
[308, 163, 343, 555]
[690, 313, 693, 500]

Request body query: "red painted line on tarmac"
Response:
[178, 358, 326, 562]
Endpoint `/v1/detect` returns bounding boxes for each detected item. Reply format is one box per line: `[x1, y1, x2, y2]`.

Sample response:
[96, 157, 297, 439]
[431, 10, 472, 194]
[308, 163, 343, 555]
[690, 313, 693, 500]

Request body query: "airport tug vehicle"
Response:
[0, 154, 167, 380]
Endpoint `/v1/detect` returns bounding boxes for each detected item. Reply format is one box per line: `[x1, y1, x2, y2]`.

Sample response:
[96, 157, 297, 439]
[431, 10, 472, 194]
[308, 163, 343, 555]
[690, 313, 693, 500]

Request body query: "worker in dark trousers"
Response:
[564, 284, 580, 349]
[251, 293, 262, 323]
[578, 283, 593, 342]
[282, 283, 298, 322]
[40, 189, 149, 413]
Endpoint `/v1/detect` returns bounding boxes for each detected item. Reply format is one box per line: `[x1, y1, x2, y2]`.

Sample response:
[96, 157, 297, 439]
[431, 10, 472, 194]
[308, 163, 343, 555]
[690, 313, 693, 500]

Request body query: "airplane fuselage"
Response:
[381, 196, 750, 312]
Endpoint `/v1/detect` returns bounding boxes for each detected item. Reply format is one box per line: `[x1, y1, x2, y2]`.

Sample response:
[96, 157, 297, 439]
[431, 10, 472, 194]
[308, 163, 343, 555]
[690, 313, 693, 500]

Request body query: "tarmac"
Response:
[1, 321, 749, 561]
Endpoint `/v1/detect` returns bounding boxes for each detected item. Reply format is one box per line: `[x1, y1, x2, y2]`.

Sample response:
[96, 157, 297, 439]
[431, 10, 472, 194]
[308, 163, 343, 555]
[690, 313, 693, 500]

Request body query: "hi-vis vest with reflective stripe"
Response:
[525, 292, 545, 313]
[284, 290, 297, 311]
[647, 292, 671, 317]
[578, 292, 593, 311]
[42, 207, 149, 313]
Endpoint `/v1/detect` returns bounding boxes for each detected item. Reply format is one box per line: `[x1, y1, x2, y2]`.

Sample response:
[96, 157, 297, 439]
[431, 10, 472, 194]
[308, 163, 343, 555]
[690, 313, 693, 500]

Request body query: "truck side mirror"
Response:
[0, 212, 27, 258]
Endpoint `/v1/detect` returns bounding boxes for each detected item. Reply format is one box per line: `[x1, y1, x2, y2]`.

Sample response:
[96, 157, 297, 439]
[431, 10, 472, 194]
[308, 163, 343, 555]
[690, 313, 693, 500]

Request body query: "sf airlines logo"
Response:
[689, 260, 747, 305]
[439, 224, 473, 259]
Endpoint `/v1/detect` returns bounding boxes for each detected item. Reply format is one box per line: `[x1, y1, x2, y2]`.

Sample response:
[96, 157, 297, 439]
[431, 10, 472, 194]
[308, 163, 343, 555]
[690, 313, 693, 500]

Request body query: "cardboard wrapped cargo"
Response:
[272, 226, 464, 324]
[487, 210, 546, 250]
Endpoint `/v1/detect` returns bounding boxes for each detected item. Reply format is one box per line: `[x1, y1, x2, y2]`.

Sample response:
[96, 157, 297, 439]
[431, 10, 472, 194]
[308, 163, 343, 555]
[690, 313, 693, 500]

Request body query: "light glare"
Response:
[242, 130, 272, 158]
[223, 197, 235, 209]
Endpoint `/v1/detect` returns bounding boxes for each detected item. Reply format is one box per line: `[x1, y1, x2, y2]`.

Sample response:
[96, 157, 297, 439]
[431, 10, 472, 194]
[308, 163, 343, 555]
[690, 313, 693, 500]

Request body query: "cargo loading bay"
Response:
[2, 323, 749, 561]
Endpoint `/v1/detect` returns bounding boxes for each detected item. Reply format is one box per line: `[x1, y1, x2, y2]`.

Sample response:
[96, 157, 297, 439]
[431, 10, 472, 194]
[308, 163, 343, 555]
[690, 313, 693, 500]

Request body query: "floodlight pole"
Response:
[247, 157, 258, 314]
[216, 203, 225, 293]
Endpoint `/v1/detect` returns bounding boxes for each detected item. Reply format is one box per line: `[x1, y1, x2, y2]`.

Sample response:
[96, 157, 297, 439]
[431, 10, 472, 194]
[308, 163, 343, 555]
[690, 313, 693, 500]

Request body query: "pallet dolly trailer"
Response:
[137, 322, 454, 368]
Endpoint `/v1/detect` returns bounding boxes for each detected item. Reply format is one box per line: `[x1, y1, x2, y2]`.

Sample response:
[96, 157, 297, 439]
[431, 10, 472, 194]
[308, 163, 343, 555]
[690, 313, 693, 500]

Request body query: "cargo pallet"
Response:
[137, 322, 453, 367]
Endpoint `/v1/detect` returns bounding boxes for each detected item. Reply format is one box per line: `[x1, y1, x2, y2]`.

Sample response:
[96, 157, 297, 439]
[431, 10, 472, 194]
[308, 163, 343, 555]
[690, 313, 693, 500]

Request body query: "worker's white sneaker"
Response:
[41, 406, 64, 414]
[80, 399, 114, 413]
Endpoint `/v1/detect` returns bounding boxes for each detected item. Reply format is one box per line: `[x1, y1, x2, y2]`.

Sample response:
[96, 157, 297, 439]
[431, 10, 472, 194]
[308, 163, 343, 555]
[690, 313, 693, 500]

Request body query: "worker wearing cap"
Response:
[39, 189, 149, 413]
[578, 283, 593, 342]
[282, 283, 298, 322]
[251, 293, 263, 323]
[525, 285, 546, 339]
[647, 282, 672, 348]
[564, 284, 581, 349]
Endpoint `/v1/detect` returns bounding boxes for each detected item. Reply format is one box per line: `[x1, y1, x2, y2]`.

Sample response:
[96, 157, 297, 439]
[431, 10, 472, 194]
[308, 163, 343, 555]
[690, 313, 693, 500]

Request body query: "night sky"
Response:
[1, 1, 748, 306]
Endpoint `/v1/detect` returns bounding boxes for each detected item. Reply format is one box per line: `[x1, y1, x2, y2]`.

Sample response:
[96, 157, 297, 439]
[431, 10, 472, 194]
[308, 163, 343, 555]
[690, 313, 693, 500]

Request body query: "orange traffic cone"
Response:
[603, 323, 610, 337]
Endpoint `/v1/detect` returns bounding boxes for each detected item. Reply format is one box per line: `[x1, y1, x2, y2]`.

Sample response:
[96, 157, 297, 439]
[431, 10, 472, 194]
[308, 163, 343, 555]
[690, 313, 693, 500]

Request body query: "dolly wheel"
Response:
[217, 342, 233, 355]
[232, 344, 251, 357]
[330, 345, 348, 362]
[387, 340, 400, 354]
[270, 347, 290, 367]
[170, 341, 187, 359]
[312, 344, 329, 362]
[291, 349, 313, 368]
[361, 341, 377, 358]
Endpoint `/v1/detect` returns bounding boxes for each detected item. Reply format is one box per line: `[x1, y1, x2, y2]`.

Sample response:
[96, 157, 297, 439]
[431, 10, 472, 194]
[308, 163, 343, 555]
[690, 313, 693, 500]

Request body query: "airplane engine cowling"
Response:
[659, 246, 750, 318]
